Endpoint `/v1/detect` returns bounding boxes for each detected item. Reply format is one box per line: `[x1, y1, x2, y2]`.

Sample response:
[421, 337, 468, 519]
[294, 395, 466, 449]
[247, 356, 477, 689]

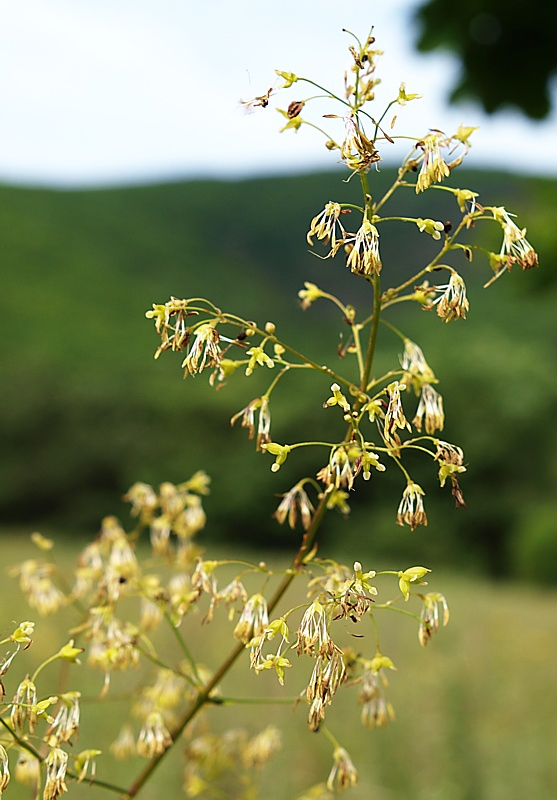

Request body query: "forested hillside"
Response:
[3, 169, 556, 581]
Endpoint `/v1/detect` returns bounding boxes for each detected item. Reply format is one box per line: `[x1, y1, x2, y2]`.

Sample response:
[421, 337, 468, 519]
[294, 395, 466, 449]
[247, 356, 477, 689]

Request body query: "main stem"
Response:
[126, 172, 381, 799]
[360, 172, 382, 393]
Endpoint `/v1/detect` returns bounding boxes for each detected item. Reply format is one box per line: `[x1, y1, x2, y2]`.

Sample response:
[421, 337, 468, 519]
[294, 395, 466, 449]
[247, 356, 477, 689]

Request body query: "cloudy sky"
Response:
[1, 0, 556, 187]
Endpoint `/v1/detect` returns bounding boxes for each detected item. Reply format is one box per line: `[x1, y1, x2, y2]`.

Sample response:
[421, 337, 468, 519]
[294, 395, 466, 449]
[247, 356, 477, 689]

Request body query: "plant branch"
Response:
[124, 492, 330, 799]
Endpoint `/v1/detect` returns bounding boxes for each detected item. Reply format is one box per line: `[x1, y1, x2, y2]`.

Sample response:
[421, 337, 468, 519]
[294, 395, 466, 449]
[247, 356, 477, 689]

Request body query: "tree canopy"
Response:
[414, 0, 557, 119]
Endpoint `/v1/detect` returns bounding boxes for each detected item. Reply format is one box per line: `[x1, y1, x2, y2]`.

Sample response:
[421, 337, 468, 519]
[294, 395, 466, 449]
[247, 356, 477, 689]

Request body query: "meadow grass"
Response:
[2, 532, 556, 800]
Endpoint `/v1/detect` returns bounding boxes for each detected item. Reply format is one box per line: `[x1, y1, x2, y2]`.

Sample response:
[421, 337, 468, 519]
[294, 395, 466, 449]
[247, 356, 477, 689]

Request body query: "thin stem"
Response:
[298, 77, 355, 113]
[365, 369, 401, 394]
[211, 695, 298, 705]
[321, 724, 341, 750]
[373, 603, 422, 623]
[162, 611, 201, 684]
[264, 365, 291, 397]
[31, 654, 59, 684]
[373, 169, 406, 215]
[379, 318, 406, 342]
[182, 305, 355, 391]
[300, 119, 341, 147]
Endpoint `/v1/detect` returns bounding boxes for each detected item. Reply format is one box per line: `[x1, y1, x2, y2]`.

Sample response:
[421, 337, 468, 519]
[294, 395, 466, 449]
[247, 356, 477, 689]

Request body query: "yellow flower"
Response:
[396, 484, 428, 531]
[413, 384, 445, 434]
[416, 217, 445, 240]
[431, 273, 470, 322]
[306, 202, 347, 258]
[397, 82, 422, 105]
[326, 746, 358, 791]
[43, 747, 68, 800]
[419, 592, 450, 646]
[345, 220, 382, 276]
[416, 133, 450, 193]
[233, 594, 269, 644]
[398, 565, 431, 599]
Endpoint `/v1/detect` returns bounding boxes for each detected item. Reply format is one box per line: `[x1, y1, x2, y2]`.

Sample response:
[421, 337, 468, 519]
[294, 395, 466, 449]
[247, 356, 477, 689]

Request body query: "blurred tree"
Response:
[414, 0, 557, 119]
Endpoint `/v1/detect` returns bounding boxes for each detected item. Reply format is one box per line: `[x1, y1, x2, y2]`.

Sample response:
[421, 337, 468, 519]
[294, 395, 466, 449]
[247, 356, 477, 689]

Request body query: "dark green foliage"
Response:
[1, 170, 555, 580]
[414, 0, 557, 119]
[510, 504, 557, 585]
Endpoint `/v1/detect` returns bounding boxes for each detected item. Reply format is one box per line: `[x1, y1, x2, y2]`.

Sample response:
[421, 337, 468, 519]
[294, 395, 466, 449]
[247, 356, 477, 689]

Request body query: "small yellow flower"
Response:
[430, 273, 470, 322]
[43, 747, 68, 800]
[230, 396, 272, 450]
[435, 441, 467, 508]
[398, 565, 431, 600]
[11, 677, 38, 734]
[233, 593, 269, 644]
[357, 657, 396, 729]
[137, 712, 172, 758]
[261, 441, 291, 472]
[306, 649, 346, 731]
[0, 745, 10, 793]
[416, 133, 450, 193]
[277, 107, 304, 132]
[274, 483, 314, 530]
[324, 383, 351, 414]
[10, 621, 35, 644]
[396, 484, 428, 531]
[416, 217, 445, 240]
[397, 82, 422, 105]
[243, 726, 282, 768]
[245, 345, 274, 376]
[340, 115, 380, 173]
[123, 482, 158, 523]
[31, 532, 54, 551]
[353, 448, 386, 480]
[296, 601, 333, 658]
[306, 202, 347, 258]
[298, 281, 325, 310]
[182, 324, 222, 377]
[110, 724, 137, 760]
[345, 219, 382, 276]
[56, 640, 84, 663]
[453, 125, 479, 145]
[45, 692, 81, 745]
[326, 746, 358, 792]
[453, 187, 479, 213]
[413, 384, 445, 434]
[489, 206, 539, 270]
[419, 592, 450, 646]
[275, 70, 298, 87]
[384, 381, 411, 446]
[400, 339, 437, 390]
[73, 749, 102, 782]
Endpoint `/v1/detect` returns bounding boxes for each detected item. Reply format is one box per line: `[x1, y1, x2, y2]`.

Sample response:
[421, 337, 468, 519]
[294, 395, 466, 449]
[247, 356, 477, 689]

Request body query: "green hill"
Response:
[2, 169, 556, 581]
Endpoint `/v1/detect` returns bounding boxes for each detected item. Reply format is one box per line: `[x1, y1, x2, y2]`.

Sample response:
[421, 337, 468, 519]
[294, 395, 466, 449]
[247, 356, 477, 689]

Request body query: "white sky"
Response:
[0, 0, 556, 187]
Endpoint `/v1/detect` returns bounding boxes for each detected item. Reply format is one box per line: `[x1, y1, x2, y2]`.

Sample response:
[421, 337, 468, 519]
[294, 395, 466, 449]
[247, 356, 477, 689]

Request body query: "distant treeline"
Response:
[2, 170, 556, 582]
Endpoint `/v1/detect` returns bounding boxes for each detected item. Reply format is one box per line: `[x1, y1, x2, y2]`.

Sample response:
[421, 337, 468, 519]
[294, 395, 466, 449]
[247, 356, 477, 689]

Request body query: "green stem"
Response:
[162, 611, 202, 684]
[360, 274, 381, 393]
[210, 695, 298, 705]
[373, 603, 422, 623]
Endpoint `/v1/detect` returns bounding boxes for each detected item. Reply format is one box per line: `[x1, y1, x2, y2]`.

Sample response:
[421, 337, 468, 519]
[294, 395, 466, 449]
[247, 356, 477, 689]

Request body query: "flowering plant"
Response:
[5, 27, 536, 800]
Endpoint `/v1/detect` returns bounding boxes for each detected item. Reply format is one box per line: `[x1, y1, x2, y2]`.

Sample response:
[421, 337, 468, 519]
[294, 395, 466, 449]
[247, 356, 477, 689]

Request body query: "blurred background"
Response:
[2, 1, 557, 798]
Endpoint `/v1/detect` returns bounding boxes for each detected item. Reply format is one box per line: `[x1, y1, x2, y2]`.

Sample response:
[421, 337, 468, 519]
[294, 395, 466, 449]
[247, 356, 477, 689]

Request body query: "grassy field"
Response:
[3, 532, 557, 800]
